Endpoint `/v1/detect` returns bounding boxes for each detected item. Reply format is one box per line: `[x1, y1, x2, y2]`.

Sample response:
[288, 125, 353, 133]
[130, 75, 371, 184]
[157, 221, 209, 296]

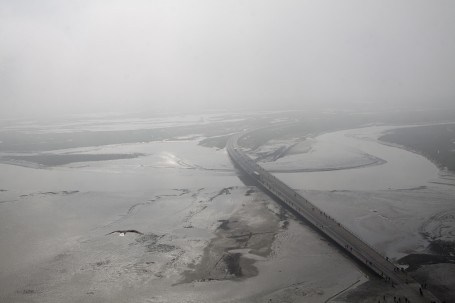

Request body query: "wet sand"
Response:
[0, 184, 369, 303]
[1, 113, 454, 302]
[253, 123, 455, 302]
[0, 113, 366, 303]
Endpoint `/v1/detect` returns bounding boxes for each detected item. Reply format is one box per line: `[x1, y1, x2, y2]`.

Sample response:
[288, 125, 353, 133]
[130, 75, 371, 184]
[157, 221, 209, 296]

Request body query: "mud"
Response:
[428, 240, 455, 255]
[209, 186, 234, 201]
[410, 263, 455, 302]
[180, 192, 281, 283]
[245, 188, 255, 196]
[380, 123, 455, 172]
[340, 279, 413, 303]
[19, 190, 79, 198]
[255, 143, 297, 162]
[398, 254, 455, 271]
[2, 111, 455, 302]
[217, 219, 230, 230]
[198, 134, 231, 149]
[2, 153, 146, 167]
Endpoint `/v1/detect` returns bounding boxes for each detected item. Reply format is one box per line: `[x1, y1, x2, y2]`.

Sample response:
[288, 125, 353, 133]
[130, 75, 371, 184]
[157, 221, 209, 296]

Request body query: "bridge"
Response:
[227, 130, 441, 303]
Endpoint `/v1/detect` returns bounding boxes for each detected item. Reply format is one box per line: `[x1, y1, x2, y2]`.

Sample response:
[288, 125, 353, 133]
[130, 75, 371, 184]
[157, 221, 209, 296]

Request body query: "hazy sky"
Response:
[1, 0, 454, 118]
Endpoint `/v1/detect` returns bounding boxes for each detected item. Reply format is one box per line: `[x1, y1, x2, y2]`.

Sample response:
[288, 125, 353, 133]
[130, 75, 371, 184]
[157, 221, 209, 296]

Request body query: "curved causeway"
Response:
[227, 130, 441, 303]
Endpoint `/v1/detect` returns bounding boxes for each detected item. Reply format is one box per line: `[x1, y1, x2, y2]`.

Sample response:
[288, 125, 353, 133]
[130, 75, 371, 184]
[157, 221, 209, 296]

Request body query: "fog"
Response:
[1, 0, 455, 118]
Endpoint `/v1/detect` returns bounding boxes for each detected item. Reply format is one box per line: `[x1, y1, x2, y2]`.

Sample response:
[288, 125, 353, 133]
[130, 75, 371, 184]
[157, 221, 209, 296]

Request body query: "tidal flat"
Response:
[0, 109, 454, 302]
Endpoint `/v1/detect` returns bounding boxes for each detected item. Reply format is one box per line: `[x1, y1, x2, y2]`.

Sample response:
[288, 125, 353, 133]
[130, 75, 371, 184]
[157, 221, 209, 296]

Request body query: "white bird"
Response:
[106, 230, 144, 236]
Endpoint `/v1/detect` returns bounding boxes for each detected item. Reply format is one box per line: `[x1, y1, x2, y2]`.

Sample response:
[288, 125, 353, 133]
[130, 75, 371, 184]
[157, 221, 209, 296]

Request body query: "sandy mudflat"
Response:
[253, 124, 455, 302]
[0, 131, 367, 302]
[1, 113, 454, 302]
[0, 185, 369, 303]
